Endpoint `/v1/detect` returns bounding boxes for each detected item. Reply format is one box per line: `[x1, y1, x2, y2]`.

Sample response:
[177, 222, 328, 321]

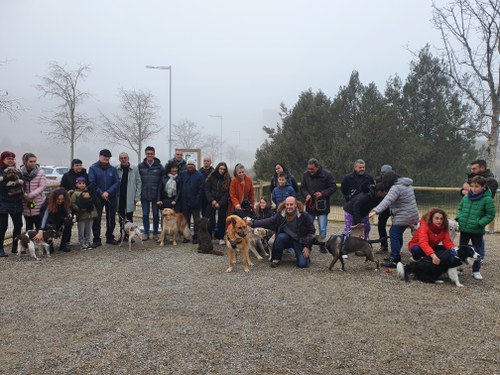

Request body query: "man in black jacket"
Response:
[301, 158, 337, 253]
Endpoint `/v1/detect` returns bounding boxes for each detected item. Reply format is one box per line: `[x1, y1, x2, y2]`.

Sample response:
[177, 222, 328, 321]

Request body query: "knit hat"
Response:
[186, 159, 196, 166]
[71, 158, 83, 166]
[380, 164, 393, 174]
[75, 176, 87, 185]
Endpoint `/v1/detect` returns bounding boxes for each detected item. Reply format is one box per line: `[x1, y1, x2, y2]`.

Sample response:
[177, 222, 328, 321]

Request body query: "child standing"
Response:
[456, 176, 496, 280]
[71, 177, 98, 250]
[272, 173, 296, 207]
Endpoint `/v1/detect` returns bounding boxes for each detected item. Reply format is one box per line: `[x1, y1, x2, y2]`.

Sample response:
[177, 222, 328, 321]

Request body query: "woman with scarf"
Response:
[0, 151, 24, 256]
[205, 162, 231, 244]
[159, 164, 180, 212]
[20, 153, 46, 230]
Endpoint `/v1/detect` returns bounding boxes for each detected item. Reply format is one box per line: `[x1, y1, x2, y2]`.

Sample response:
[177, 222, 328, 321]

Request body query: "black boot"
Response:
[49, 244, 55, 254]
[59, 243, 71, 252]
[192, 235, 199, 245]
[11, 240, 18, 254]
[0, 248, 8, 257]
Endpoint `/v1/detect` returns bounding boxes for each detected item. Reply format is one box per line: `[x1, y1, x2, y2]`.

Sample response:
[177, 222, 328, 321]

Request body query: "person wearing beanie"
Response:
[0, 151, 23, 257]
[71, 176, 98, 250]
[88, 149, 120, 247]
[60, 158, 88, 192]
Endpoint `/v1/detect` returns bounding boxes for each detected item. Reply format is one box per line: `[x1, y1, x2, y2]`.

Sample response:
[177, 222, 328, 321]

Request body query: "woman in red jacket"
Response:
[408, 208, 456, 266]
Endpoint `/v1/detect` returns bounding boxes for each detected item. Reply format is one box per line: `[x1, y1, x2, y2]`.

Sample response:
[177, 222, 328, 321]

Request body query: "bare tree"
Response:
[172, 119, 204, 149]
[36, 62, 93, 162]
[432, 0, 500, 170]
[0, 61, 24, 120]
[101, 88, 161, 163]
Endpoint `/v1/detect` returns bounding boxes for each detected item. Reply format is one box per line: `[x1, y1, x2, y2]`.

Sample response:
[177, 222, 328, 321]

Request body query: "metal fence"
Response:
[2, 182, 498, 248]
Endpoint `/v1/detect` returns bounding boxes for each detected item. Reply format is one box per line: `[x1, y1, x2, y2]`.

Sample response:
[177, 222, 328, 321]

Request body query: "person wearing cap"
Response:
[0, 151, 23, 257]
[60, 158, 88, 192]
[176, 158, 204, 244]
[375, 164, 393, 254]
[138, 146, 164, 241]
[88, 149, 120, 247]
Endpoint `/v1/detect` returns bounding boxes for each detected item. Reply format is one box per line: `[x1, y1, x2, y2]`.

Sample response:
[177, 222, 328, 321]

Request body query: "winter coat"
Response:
[344, 185, 383, 224]
[88, 162, 121, 198]
[167, 157, 187, 173]
[71, 190, 98, 221]
[138, 158, 164, 201]
[408, 218, 456, 256]
[205, 173, 229, 208]
[373, 177, 419, 227]
[301, 167, 337, 216]
[177, 169, 204, 210]
[270, 172, 299, 194]
[160, 174, 179, 209]
[21, 166, 46, 217]
[228, 175, 254, 214]
[251, 200, 315, 246]
[60, 168, 88, 191]
[340, 172, 375, 202]
[456, 188, 496, 234]
[117, 164, 142, 213]
[0, 167, 23, 215]
[272, 185, 296, 206]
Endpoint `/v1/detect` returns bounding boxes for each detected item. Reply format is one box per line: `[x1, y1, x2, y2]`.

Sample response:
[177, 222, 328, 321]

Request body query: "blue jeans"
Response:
[141, 199, 160, 235]
[389, 225, 408, 261]
[311, 214, 328, 238]
[273, 232, 310, 268]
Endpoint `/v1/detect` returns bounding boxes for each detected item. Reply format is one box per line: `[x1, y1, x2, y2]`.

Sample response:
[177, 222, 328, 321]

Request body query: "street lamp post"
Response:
[209, 114, 223, 161]
[145, 65, 172, 157]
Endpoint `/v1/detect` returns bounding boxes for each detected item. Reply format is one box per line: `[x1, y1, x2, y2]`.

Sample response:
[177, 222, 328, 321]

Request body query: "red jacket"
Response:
[408, 218, 455, 256]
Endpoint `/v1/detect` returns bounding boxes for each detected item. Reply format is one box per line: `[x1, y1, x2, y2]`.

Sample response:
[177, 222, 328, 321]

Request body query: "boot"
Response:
[59, 243, 71, 252]
[0, 248, 8, 257]
[209, 249, 224, 256]
[49, 244, 55, 254]
[11, 240, 18, 254]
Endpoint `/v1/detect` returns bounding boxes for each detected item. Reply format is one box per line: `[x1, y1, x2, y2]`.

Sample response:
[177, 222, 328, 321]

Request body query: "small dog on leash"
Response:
[247, 227, 272, 260]
[324, 234, 383, 271]
[16, 229, 58, 261]
[119, 221, 143, 250]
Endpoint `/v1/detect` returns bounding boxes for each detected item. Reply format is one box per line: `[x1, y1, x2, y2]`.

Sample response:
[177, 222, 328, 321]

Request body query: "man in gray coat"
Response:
[117, 152, 142, 239]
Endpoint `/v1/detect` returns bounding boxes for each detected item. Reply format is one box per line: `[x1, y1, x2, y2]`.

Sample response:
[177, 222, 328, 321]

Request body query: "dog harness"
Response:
[225, 235, 242, 250]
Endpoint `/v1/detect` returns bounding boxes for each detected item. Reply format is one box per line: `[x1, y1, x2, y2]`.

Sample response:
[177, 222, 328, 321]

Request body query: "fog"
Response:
[1, 0, 444, 170]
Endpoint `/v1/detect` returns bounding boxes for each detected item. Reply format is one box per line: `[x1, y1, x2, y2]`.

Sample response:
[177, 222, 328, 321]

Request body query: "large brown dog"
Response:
[159, 208, 192, 246]
[225, 215, 251, 273]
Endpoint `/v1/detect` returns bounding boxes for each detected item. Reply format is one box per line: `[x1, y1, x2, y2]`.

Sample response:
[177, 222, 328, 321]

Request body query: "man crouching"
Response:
[248, 196, 315, 268]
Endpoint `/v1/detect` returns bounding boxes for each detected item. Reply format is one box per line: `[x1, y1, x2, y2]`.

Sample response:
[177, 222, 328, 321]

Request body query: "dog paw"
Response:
[456, 283, 464, 287]
[244, 268, 250, 273]
[225, 267, 233, 273]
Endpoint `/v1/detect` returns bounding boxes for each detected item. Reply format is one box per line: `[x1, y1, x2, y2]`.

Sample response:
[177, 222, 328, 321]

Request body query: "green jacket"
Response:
[71, 190, 98, 222]
[456, 188, 496, 234]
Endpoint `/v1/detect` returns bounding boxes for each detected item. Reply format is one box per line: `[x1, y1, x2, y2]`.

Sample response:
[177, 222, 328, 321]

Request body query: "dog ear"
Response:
[226, 216, 236, 227]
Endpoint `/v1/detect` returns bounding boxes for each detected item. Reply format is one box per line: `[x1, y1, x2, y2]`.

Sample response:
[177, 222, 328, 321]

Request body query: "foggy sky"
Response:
[0, 0, 444, 169]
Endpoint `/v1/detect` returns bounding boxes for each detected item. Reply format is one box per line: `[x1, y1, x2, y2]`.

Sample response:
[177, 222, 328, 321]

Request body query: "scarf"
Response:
[428, 223, 442, 235]
[467, 189, 485, 201]
[20, 165, 39, 182]
[165, 174, 177, 197]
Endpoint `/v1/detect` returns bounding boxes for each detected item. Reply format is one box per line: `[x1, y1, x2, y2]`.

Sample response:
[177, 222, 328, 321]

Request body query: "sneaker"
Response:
[342, 253, 348, 260]
[219, 239, 225, 245]
[473, 272, 483, 280]
[92, 239, 102, 248]
[0, 249, 8, 257]
[142, 234, 150, 241]
[382, 257, 400, 268]
[319, 246, 327, 254]
[106, 239, 119, 245]
[153, 234, 159, 241]
[270, 260, 280, 268]
[375, 247, 388, 254]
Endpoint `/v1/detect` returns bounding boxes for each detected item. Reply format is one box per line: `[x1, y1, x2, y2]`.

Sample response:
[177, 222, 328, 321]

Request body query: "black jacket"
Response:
[301, 167, 337, 216]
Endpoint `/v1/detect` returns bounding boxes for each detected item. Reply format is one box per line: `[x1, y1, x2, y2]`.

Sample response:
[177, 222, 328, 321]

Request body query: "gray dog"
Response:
[325, 234, 384, 271]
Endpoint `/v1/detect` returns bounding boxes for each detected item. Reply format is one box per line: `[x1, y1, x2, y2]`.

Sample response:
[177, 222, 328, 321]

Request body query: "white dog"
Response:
[119, 221, 144, 250]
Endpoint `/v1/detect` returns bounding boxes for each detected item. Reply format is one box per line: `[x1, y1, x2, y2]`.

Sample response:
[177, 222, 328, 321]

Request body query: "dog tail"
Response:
[367, 236, 388, 244]
[396, 262, 408, 282]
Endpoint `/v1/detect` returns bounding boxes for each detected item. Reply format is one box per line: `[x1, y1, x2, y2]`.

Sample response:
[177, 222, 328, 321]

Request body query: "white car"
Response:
[41, 165, 69, 184]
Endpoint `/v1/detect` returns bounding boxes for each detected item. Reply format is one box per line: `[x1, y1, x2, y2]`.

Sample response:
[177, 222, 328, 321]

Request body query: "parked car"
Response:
[41, 165, 69, 184]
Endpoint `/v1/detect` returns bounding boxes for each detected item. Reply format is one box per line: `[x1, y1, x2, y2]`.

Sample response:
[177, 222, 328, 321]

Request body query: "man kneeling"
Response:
[248, 196, 315, 268]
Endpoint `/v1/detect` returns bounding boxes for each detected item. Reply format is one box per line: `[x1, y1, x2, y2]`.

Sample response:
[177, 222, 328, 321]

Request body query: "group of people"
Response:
[0, 149, 497, 280]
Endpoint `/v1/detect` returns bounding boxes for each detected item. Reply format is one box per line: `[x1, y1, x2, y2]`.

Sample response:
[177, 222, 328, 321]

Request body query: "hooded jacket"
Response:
[21, 166, 46, 217]
[373, 177, 419, 227]
[456, 188, 496, 234]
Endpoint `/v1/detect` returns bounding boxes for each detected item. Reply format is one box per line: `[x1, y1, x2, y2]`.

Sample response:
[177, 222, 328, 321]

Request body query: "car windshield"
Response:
[56, 167, 69, 174]
[42, 167, 54, 174]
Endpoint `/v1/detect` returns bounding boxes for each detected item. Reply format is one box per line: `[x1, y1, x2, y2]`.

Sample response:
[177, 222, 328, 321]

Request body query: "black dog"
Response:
[196, 217, 224, 256]
[324, 234, 384, 271]
[397, 245, 479, 287]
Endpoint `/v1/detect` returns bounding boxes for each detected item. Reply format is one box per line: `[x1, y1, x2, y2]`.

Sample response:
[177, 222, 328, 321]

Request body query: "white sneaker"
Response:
[342, 254, 348, 260]
[473, 272, 483, 280]
[219, 239, 225, 245]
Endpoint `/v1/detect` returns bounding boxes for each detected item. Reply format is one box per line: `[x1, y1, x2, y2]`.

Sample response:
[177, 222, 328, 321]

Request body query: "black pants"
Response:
[24, 215, 41, 230]
[92, 198, 117, 241]
[208, 205, 227, 240]
[182, 207, 200, 237]
[0, 212, 22, 251]
[377, 209, 390, 248]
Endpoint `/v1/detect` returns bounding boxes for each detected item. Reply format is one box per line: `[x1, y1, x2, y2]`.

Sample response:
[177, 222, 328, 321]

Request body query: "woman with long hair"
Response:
[229, 163, 255, 218]
[205, 162, 231, 244]
[20, 152, 46, 230]
[269, 163, 298, 194]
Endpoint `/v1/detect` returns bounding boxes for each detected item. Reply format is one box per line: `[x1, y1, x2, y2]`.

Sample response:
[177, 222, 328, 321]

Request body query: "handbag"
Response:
[315, 199, 327, 212]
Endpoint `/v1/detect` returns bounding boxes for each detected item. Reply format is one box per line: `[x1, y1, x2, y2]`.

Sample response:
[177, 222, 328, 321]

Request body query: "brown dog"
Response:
[225, 215, 251, 273]
[159, 208, 192, 246]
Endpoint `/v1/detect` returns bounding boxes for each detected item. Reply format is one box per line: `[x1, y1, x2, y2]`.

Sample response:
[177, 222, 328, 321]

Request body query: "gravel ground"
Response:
[1, 222, 499, 375]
